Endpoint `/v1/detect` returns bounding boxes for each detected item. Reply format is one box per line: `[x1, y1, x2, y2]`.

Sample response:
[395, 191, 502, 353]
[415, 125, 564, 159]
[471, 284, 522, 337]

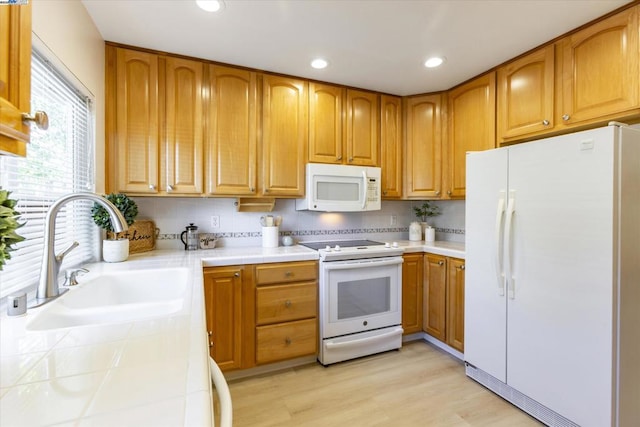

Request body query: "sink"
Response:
[26, 267, 190, 331]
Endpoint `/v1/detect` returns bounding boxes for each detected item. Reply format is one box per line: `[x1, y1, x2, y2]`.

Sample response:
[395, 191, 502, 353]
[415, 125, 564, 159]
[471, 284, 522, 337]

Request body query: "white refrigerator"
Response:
[464, 123, 640, 427]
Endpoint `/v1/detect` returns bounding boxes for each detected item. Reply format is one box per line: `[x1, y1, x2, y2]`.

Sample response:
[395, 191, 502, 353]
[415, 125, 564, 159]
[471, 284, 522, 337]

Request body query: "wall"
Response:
[133, 197, 466, 250]
[31, 0, 106, 192]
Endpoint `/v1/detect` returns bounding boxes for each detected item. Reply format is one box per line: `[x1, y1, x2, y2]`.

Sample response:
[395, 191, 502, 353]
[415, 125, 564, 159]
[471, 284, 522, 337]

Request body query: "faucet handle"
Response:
[56, 241, 79, 262]
[64, 267, 89, 286]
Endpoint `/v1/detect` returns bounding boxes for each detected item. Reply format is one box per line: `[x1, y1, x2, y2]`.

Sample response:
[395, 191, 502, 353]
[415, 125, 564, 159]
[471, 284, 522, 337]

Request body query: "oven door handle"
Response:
[325, 326, 404, 349]
[322, 257, 403, 271]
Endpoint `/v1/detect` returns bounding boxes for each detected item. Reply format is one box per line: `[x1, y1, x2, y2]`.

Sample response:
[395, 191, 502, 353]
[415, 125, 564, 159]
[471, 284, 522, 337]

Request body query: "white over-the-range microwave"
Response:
[295, 163, 382, 212]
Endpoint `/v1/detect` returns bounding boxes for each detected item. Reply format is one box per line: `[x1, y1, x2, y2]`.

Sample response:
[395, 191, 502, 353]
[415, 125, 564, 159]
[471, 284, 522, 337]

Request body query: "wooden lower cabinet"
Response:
[254, 261, 318, 365]
[423, 254, 466, 352]
[402, 253, 424, 334]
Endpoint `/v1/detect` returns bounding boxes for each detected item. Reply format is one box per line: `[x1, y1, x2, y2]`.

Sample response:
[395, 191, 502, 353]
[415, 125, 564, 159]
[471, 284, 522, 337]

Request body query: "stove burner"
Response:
[298, 240, 383, 251]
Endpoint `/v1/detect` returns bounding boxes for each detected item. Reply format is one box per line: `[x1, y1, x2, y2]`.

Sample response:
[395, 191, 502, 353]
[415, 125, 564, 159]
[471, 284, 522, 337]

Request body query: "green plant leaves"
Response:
[0, 190, 26, 271]
[91, 193, 138, 233]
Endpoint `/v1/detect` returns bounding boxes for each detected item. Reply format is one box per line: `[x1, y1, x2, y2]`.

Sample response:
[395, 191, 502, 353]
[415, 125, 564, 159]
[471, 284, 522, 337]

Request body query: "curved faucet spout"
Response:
[32, 192, 129, 307]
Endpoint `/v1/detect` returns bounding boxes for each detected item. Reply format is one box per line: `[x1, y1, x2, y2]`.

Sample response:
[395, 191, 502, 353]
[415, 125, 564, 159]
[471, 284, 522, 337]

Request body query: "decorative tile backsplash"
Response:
[136, 197, 466, 250]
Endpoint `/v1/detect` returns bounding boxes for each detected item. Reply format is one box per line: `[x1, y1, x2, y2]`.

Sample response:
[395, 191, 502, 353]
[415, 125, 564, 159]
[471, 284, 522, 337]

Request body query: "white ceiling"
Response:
[81, 0, 632, 96]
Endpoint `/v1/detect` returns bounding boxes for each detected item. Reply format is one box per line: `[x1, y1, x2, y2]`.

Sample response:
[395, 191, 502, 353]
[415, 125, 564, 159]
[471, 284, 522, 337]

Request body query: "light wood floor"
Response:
[225, 341, 543, 426]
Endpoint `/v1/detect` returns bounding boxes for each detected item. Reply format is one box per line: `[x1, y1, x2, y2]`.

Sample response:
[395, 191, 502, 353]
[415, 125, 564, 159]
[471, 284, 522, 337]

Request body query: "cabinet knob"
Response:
[459, 264, 465, 270]
[435, 190, 441, 196]
[284, 271, 292, 277]
[447, 190, 452, 196]
[249, 187, 255, 192]
[233, 272, 240, 277]
[22, 111, 49, 130]
[562, 114, 570, 121]
[438, 260, 444, 266]
[208, 330, 212, 336]
[348, 157, 354, 163]
[167, 184, 174, 192]
[264, 188, 270, 193]
[285, 337, 292, 345]
[285, 300, 292, 308]
[542, 119, 550, 126]
[383, 190, 387, 196]
[337, 156, 343, 161]
[209, 341, 214, 347]
[149, 184, 156, 190]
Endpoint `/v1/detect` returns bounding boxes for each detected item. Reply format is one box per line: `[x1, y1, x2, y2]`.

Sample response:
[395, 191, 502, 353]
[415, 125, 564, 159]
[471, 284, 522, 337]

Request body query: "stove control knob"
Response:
[384, 242, 391, 248]
[325, 245, 331, 252]
[392, 242, 399, 248]
[334, 245, 341, 251]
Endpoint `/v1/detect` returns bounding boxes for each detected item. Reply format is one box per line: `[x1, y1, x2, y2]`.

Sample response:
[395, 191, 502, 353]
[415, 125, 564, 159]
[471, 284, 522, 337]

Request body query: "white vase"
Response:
[103, 239, 129, 263]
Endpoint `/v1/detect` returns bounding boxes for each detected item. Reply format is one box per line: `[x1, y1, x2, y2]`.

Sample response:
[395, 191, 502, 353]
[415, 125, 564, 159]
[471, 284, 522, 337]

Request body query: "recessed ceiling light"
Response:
[311, 58, 328, 69]
[424, 56, 445, 68]
[196, 0, 224, 12]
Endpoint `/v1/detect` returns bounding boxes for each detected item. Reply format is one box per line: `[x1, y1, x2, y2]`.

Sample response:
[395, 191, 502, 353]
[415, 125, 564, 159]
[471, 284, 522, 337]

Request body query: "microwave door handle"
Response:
[362, 171, 368, 209]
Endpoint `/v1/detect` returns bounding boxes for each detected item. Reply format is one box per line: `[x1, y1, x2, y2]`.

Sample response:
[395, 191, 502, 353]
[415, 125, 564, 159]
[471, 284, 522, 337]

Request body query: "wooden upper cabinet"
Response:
[309, 82, 344, 164]
[110, 47, 160, 194]
[558, 6, 639, 128]
[446, 72, 496, 199]
[404, 94, 442, 199]
[261, 74, 307, 197]
[0, 2, 31, 156]
[346, 89, 379, 166]
[380, 95, 402, 198]
[497, 45, 555, 143]
[206, 65, 257, 195]
[162, 57, 204, 195]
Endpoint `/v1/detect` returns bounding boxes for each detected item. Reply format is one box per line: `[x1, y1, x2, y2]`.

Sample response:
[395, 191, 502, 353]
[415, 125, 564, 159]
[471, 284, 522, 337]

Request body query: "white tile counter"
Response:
[0, 241, 464, 426]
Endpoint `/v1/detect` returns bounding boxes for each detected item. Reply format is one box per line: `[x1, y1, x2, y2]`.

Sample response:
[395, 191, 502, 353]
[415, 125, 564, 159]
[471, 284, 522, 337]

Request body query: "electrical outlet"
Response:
[390, 215, 397, 226]
[211, 215, 220, 229]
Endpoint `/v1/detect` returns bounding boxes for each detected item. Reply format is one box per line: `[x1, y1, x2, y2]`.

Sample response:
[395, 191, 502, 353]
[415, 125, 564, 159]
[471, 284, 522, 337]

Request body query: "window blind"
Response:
[0, 49, 97, 298]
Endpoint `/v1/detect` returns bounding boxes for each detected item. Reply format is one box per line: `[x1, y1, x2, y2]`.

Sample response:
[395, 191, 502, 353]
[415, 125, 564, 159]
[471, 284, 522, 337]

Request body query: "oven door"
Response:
[320, 256, 403, 339]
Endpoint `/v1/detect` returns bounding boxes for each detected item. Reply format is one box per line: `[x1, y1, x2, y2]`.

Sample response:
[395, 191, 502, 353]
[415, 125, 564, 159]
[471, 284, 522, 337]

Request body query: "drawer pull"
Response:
[234, 272, 240, 277]
[284, 271, 292, 277]
[438, 260, 444, 266]
[209, 341, 214, 347]
[285, 337, 292, 345]
[285, 300, 292, 308]
[208, 330, 212, 336]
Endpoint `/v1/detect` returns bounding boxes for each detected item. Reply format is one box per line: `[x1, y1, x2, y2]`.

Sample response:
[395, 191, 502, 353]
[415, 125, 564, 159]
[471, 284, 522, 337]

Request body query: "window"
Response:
[0, 49, 97, 298]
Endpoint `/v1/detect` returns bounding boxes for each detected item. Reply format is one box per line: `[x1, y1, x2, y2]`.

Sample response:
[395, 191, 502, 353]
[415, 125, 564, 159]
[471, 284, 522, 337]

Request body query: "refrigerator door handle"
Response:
[504, 190, 516, 299]
[495, 190, 506, 295]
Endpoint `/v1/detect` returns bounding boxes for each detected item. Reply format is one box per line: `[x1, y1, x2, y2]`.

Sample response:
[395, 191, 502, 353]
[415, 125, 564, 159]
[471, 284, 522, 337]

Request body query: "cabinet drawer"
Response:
[254, 261, 317, 285]
[256, 282, 317, 325]
[256, 318, 317, 364]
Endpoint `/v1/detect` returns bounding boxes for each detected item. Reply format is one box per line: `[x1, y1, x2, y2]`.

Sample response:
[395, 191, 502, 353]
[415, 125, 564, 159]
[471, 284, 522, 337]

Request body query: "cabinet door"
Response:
[380, 95, 402, 198]
[163, 57, 203, 195]
[203, 266, 244, 371]
[559, 6, 639, 127]
[309, 82, 344, 164]
[402, 253, 423, 335]
[262, 74, 307, 197]
[446, 72, 496, 198]
[346, 89, 378, 166]
[446, 257, 465, 352]
[404, 94, 442, 198]
[497, 45, 555, 143]
[423, 254, 447, 341]
[206, 65, 257, 195]
[111, 48, 160, 194]
[0, 2, 31, 156]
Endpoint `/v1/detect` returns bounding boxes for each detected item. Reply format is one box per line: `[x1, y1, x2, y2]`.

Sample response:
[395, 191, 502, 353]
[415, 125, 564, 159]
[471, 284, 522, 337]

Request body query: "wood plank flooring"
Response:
[225, 341, 543, 426]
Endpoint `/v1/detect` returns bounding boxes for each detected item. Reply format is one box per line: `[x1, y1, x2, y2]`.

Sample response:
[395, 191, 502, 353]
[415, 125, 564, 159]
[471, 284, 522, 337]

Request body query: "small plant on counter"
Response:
[91, 193, 138, 238]
[0, 190, 26, 271]
[413, 201, 441, 223]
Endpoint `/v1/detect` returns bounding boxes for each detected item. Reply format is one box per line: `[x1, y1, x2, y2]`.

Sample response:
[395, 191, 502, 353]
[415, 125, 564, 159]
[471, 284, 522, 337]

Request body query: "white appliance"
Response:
[295, 163, 381, 212]
[464, 123, 640, 427]
[299, 240, 404, 365]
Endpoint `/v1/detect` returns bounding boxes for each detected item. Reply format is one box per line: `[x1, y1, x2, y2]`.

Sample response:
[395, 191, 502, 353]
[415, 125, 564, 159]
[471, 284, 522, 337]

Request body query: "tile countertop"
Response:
[0, 241, 463, 426]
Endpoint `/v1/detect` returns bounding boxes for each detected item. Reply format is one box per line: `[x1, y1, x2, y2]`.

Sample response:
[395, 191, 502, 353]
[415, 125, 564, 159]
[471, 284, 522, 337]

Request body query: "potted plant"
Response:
[0, 190, 25, 271]
[413, 201, 441, 241]
[91, 193, 138, 262]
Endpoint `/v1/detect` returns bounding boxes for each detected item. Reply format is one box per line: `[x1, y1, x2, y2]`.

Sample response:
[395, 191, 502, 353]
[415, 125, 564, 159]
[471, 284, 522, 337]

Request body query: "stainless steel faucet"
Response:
[31, 192, 129, 307]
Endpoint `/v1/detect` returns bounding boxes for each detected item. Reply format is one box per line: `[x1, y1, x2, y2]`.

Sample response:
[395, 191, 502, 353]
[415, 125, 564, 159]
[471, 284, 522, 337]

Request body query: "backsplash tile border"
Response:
[157, 227, 464, 241]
